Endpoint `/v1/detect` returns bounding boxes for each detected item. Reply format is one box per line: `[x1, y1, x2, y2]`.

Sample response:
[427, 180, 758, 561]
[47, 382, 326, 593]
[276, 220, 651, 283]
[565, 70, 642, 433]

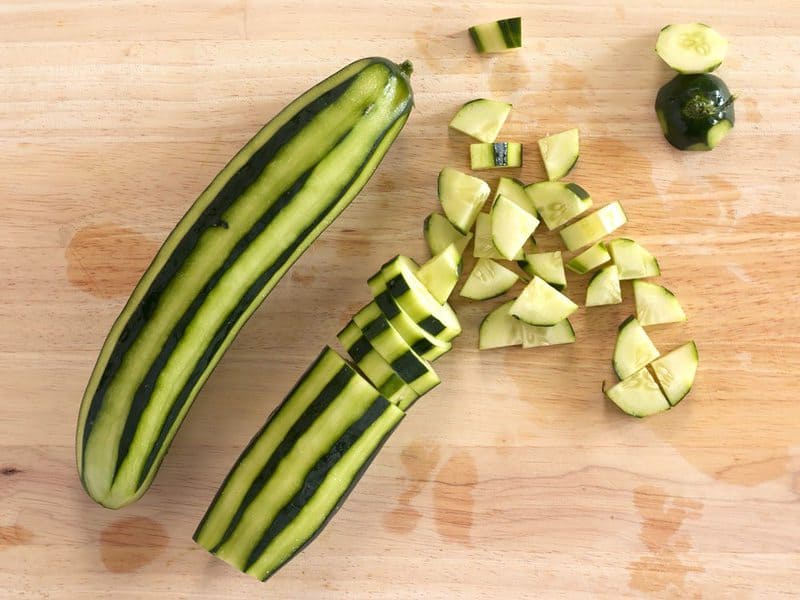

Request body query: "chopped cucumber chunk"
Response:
[559, 201, 627, 251]
[521, 318, 575, 349]
[604, 368, 670, 418]
[656, 23, 728, 74]
[494, 177, 537, 216]
[473, 212, 523, 260]
[510, 275, 578, 326]
[470, 142, 523, 170]
[424, 212, 473, 257]
[449, 99, 512, 143]
[586, 265, 622, 307]
[438, 167, 490, 234]
[491, 194, 540, 260]
[518, 251, 566, 290]
[650, 341, 698, 406]
[613, 316, 660, 380]
[479, 300, 522, 350]
[633, 280, 687, 326]
[461, 258, 519, 301]
[469, 17, 522, 53]
[417, 243, 462, 304]
[607, 238, 661, 280]
[566, 242, 611, 274]
[538, 128, 579, 181]
[524, 181, 592, 230]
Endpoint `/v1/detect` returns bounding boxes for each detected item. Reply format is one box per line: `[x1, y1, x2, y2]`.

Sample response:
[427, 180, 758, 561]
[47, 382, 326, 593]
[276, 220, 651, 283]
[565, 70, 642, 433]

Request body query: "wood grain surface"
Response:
[1, 1, 799, 598]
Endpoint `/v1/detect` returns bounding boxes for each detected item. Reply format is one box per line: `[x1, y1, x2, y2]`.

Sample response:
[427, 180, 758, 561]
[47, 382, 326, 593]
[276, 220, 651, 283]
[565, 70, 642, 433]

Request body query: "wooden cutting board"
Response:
[2, 1, 798, 597]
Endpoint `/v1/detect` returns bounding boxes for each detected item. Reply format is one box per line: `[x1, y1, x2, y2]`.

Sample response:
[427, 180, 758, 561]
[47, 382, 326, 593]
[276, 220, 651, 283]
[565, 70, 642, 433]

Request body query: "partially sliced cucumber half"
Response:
[566, 242, 611, 275]
[604, 368, 670, 418]
[424, 213, 473, 258]
[461, 258, 519, 301]
[607, 238, 661, 280]
[491, 194, 540, 260]
[438, 167, 490, 234]
[470, 142, 522, 170]
[478, 300, 522, 350]
[469, 17, 522, 53]
[495, 176, 537, 216]
[559, 201, 627, 252]
[613, 316, 660, 380]
[650, 341, 698, 406]
[586, 265, 622, 307]
[633, 280, 686, 326]
[525, 181, 592, 230]
[656, 23, 728, 74]
[449, 99, 512, 143]
[521, 318, 575, 349]
[510, 275, 578, 326]
[417, 243, 462, 304]
[473, 212, 523, 260]
[538, 128, 579, 181]
[518, 251, 566, 290]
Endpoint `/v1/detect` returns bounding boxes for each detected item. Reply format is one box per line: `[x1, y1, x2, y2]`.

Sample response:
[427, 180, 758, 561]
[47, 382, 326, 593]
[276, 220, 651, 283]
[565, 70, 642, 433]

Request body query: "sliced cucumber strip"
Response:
[650, 341, 698, 406]
[469, 17, 522, 53]
[460, 258, 519, 301]
[417, 243, 462, 304]
[510, 275, 578, 326]
[473, 212, 523, 260]
[524, 181, 592, 230]
[633, 280, 687, 326]
[494, 176, 537, 216]
[607, 238, 661, 280]
[518, 251, 566, 290]
[604, 368, 670, 418]
[585, 265, 622, 307]
[538, 128, 579, 181]
[566, 242, 611, 274]
[521, 318, 575, 349]
[478, 300, 522, 350]
[438, 167, 490, 234]
[613, 316, 660, 380]
[449, 99, 512, 143]
[423, 212, 473, 258]
[470, 142, 522, 170]
[559, 201, 627, 252]
[656, 23, 728, 74]
[491, 194, 540, 260]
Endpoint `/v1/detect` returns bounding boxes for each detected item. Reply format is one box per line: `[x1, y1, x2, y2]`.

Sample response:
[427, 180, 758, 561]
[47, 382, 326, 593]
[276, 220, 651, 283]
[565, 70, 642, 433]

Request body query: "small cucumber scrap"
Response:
[479, 300, 522, 350]
[538, 128, 579, 181]
[559, 201, 627, 252]
[521, 318, 575, 349]
[416, 243, 462, 304]
[650, 341, 698, 406]
[473, 212, 523, 260]
[525, 181, 592, 230]
[449, 99, 512, 143]
[613, 316, 660, 380]
[518, 251, 566, 290]
[656, 23, 728, 74]
[586, 265, 622, 307]
[607, 238, 661, 280]
[469, 17, 522, 53]
[470, 142, 522, 170]
[461, 258, 519, 301]
[566, 242, 611, 274]
[633, 280, 686, 326]
[510, 275, 578, 326]
[604, 368, 670, 418]
[438, 167, 490, 234]
[491, 195, 540, 260]
[424, 213, 473, 257]
[495, 176, 537, 216]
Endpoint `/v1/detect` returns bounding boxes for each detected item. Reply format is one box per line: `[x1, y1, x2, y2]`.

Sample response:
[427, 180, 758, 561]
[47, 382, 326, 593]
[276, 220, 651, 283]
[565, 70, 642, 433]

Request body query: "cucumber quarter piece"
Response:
[656, 23, 728, 74]
[585, 265, 622, 307]
[460, 258, 519, 301]
[416, 243, 462, 304]
[479, 300, 522, 350]
[491, 194, 540, 260]
[633, 280, 687, 326]
[470, 142, 523, 170]
[604, 367, 670, 418]
[559, 201, 627, 252]
[613, 316, 660, 380]
[538, 128, 579, 181]
[494, 177, 537, 216]
[469, 17, 522, 53]
[566, 242, 611, 274]
[524, 181, 592, 230]
[449, 99, 512, 143]
[510, 275, 578, 326]
[473, 212, 523, 260]
[521, 318, 575, 349]
[650, 341, 698, 406]
[438, 167, 490, 234]
[518, 251, 566, 290]
[607, 238, 661, 280]
[424, 212, 473, 258]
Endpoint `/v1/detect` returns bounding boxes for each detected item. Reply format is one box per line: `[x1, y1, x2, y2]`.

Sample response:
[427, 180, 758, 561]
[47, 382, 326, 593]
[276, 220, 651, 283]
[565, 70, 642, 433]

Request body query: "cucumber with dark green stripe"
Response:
[469, 17, 523, 53]
[372, 289, 451, 360]
[194, 346, 404, 581]
[75, 57, 414, 509]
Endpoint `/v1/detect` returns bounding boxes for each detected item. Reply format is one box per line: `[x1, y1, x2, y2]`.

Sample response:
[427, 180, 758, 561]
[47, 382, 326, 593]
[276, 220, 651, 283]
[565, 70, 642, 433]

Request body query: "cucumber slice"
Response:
[423, 213, 473, 258]
[438, 167, 490, 234]
[449, 99, 512, 143]
[585, 265, 622, 307]
[656, 23, 728, 74]
[565, 242, 611, 274]
[478, 300, 522, 350]
[604, 368, 670, 418]
[460, 258, 519, 301]
[607, 238, 661, 280]
[473, 212, 523, 260]
[633, 280, 687, 326]
[469, 17, 522, 53]
[521, 318, 575, 349]
[559, 201, 627, 251]
[518, 251, 566, 290]
[538, 128, 579, 181]
[491, 195, 540, 260]
[524, 181, 592, 230]
[470, 142, 523, 170]
[494, 176, 537, 216]
[613, 316, 660, 380]
[417, 243, 462, 304]
[510, 275, 578, 326]
[650, 341, 698, 406]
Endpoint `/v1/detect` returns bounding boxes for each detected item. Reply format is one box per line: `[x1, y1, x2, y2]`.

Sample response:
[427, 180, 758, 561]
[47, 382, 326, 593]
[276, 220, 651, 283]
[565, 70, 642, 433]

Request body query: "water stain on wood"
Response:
[66, 224, 159, 299]
[487, 54, 533, 98]
[0, 524, 33, 548]
[384, 441, 441, 534]
[99, 516, 168, 573]
[740, 97, 763, 124]
[432, 451, 477, 546]
[412, 28, 480, 75]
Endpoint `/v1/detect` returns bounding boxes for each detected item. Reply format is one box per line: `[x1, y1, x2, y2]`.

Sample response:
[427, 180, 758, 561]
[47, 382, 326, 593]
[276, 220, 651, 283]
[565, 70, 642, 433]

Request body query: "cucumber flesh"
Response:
[633, 280, 686, 326]
[518, 251, 566, 290]
[460, 258, 519, 301]
[538, 128, 579, 181]
[423, 213, 473, 258]
[613, 316, 660, 380]
[473, 212, 523, 260]
[705, 119, 733, 150]
[494, 176, 537, 216]
[566, 242, 611, 274]
[521, 318, 575, 349]
[586, 265, 622, 307]
[607, 238, 661, 280]
[478, 300, 522, 349]
[510, 275, 578, 326]
[559, 201, 627, 252]
[469, 17, 522, 53]
[656, 23, 728, 74]
[491, 194, 540, 260]
[650, 341, 698, 406]
[449, 99, 512, 143]
[416, 243, 462, 304]
[604, 368, 670, 418]
[524, 181, 592, 230]
[438, 167, 490, 234]
[470, 142, 523, 170]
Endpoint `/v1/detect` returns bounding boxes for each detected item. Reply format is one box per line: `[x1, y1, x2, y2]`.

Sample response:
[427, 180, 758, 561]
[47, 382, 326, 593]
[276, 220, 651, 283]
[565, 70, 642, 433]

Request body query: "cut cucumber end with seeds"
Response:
[656, 23, 728, 74]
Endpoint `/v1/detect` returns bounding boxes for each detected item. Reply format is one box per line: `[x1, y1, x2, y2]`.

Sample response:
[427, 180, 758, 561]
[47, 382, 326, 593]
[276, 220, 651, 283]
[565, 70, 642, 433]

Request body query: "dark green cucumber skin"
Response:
[469, 17, 522, 52]
[655, 74, 734, 150]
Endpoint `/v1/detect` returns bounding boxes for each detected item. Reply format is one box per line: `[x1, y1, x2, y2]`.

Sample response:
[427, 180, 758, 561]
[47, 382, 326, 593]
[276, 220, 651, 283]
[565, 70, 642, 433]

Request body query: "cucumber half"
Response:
[650, 341, 698, 406]
[449, 99, 512, 143]
[538, 128, 579, 181]
[613, 316, 660, 380]
[518, 251, 566, 290]
[460, 258, 519, 301]
[585, 265, 622, 307]
[423, 213, 473, 258]
[478, 300, 522, 350]
[633, 280, 686, 326]
[494, 177, 537, 216]
[438, 167, 490, 234]
[416, 243, 462, 304]
[604, 368, 670, 418]
[510, 275, 578, 326]
[473, 212, 523, 260]
[491, 194, 540, 260]
[566, 242, 611, 274]
[656, 23, 728, 74]
[470, 142, 522, 170]
[524, 181, 592, 230]
[469, 17, 522, 53]
[559, 201, 627, 252]
[521, 318, 575, 349]
[607, 238, 661, 280]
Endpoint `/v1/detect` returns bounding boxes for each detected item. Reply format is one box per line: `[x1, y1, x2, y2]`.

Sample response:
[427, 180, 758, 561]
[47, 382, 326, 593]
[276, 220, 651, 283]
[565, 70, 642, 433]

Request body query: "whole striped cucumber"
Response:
[76, 57, 414, 509]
